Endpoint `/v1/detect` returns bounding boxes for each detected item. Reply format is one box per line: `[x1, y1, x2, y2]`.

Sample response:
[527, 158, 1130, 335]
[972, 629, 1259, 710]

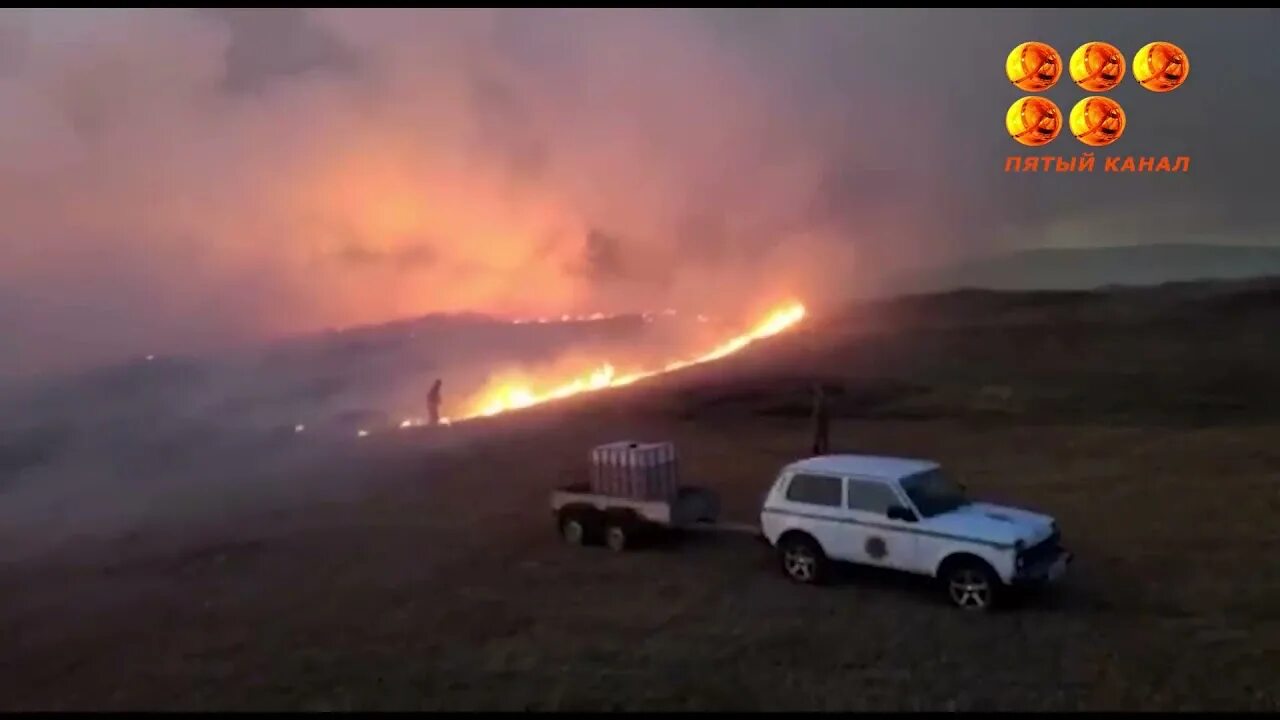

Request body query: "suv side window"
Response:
[785, 473, 843, 507]
[846, 478, 901, 516]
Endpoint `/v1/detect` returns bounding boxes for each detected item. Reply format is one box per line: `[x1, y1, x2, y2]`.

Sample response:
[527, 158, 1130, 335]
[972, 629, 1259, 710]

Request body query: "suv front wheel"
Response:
[778, 534, 828, 585]
[942, 559, 1001, 611]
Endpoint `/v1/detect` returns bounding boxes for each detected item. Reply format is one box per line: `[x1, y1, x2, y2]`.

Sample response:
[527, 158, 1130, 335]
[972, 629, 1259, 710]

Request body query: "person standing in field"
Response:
[811, 381, 830, 456]
[427, 378, 443, 427]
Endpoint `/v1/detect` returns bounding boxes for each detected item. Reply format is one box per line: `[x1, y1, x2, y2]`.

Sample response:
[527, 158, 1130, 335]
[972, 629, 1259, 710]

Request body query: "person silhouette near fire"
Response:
[427, 378, 443, 427]
[811, 381, 830, 456]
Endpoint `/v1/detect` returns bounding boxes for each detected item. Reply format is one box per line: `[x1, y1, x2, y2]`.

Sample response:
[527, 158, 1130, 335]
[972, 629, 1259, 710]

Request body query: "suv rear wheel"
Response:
[778, 534, 827, 585]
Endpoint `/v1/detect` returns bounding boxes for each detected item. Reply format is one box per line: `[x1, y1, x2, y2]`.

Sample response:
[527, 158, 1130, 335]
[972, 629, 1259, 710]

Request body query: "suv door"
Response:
[775, 472, 854, 561]
[844, 477, 918, 572]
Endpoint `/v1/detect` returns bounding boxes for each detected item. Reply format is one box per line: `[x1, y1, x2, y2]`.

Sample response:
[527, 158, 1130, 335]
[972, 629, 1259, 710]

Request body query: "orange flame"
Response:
[462, 300, 806, 419]
[508, 309, 690, 325]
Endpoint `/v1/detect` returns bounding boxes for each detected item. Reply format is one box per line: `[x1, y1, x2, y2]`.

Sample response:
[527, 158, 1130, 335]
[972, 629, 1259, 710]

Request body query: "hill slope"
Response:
[905, 244, 1280, 292]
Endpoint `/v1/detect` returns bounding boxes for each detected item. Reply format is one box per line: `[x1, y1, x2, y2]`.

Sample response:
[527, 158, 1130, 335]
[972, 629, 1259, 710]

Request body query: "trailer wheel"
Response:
[604, 521, 631, 552]
[558, 509, 595, 547]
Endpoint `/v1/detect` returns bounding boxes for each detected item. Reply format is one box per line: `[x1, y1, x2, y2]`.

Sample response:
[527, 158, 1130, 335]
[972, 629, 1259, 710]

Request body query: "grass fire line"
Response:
[355, 301, 806, 437]
[360, 300, 806, 436]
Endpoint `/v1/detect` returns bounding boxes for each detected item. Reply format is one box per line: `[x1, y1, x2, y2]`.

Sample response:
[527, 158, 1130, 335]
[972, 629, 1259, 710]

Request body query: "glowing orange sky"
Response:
[4, 9, 1256, 378]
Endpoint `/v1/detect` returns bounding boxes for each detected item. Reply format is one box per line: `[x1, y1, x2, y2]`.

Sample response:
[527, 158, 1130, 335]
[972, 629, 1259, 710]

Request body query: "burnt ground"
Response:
[2, 279, 1280, 711]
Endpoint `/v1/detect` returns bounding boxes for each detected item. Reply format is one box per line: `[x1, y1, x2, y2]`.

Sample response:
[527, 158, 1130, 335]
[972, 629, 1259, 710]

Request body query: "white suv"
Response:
[760, 454, 1071, 611]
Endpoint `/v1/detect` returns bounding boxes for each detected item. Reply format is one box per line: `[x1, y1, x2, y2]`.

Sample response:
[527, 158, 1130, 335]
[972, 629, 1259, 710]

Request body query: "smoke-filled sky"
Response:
[1, 8, 1275, 377]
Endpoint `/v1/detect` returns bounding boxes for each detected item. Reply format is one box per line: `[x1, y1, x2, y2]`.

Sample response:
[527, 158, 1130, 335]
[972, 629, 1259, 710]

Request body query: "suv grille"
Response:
[1019, 530, 1061, 567]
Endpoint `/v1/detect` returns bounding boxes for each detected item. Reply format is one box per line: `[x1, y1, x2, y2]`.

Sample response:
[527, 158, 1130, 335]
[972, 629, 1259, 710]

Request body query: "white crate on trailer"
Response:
[589, 440, 679, 501]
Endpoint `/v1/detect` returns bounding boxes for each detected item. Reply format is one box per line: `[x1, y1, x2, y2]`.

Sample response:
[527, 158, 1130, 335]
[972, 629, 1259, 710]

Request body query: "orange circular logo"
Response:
[1069, 96, 1126, 146]
[1006, 96, 1062, 146]
[1005, 42, 1061, 91]
[1069, 42, 1125, 92]
[1133, 41, 1188, 92]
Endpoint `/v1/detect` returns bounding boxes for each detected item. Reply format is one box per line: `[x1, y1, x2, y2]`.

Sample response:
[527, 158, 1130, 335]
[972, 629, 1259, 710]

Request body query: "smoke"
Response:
[0, 8, 978, 378]
[0, 311, 681, 560]
[0, 10, 1064, 552]
[5, 8, 1270, 561]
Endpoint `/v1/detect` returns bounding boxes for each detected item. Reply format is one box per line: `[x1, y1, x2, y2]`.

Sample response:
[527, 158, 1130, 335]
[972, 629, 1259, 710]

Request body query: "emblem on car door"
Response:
[866, 536, 888, 560]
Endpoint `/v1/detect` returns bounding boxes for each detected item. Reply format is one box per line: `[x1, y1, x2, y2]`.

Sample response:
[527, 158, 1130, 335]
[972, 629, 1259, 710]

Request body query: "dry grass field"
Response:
[3, 280, 1279, 711]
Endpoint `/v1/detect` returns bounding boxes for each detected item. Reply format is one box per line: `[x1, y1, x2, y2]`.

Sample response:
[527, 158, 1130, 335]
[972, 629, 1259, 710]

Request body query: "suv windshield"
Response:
[899, 468, 969, 518]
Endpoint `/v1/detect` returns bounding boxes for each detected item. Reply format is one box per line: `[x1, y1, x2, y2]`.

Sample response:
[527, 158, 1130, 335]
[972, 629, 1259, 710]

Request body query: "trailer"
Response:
[552, 440, 762, 551]
[550, 482, 761, 551]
